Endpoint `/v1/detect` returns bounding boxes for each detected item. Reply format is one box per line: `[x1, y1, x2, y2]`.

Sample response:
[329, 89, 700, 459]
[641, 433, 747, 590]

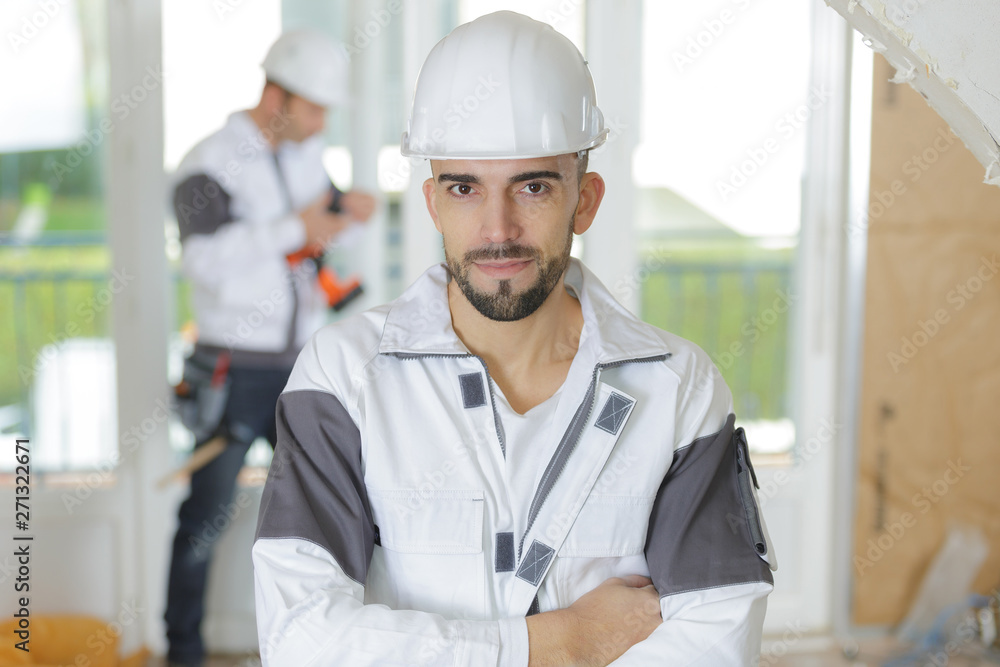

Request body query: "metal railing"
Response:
[1, 240, 794, 468]
[642, 261, 794, 422]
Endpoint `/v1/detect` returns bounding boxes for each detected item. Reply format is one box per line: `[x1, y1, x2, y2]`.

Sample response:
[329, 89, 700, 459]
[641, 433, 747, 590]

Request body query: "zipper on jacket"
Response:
[472, 355, 507, 458]
[387, 352, 506, 458]
[518, 354, 668, 556]
[735, 428, 767, 556]
[391, 350, 671, 560]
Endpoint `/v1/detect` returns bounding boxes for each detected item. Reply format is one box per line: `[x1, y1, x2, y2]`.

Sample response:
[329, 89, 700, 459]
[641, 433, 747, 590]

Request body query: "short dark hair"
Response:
[577, 151, 589, 183]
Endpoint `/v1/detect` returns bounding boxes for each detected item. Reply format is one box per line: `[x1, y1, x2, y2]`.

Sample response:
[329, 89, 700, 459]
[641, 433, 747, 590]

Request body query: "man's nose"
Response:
[480, 196, 519, 245]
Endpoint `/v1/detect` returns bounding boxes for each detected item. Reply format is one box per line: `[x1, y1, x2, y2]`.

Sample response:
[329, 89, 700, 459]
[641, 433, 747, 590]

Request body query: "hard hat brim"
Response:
[400, 129, 608, 161]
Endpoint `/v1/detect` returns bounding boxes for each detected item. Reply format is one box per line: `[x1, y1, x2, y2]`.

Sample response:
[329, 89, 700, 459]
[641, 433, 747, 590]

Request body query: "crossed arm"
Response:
[253, 536, 769, 666]
[524, 575, 661, 666]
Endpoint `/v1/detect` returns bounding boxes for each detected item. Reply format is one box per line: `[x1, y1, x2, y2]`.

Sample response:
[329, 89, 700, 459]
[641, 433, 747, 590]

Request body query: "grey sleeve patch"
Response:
[644, 413, 773, 597]
[515, 540, 555, 586]
[495, 532, 515, 573]
[459, 372, 486, 408]
[594, 392, 634, 435]
[174, 174, 234, 242]
[255, 390, 374, 586]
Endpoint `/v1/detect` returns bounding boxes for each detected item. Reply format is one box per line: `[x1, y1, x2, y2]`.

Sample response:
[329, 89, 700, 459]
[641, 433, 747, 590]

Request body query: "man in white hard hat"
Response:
[164, 30, 375, 667]
[253, 11, 774, 666]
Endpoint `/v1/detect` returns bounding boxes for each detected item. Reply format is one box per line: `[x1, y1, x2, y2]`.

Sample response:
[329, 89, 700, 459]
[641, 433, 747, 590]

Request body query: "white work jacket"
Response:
[253, 259, 776, 665]
[172, 111, 329, 356]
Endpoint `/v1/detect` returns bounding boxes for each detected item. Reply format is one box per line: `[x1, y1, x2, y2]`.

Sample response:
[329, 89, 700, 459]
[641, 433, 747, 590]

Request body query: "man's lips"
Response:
[473, 259, 532, 279]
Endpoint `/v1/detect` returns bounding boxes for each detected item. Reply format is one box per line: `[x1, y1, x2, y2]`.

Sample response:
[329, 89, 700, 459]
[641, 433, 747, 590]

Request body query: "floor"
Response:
[142, 639, 1000, 667]
[764, 635, 999, 666]
[147, 657, 259, 667]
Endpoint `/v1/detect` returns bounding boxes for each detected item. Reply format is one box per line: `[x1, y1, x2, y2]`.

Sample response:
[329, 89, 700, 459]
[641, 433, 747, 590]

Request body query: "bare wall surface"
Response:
[825, 0, 1000, 186]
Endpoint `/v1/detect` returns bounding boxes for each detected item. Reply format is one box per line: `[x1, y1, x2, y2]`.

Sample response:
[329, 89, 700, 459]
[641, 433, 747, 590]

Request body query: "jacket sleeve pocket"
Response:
[734, 427, 767, 557]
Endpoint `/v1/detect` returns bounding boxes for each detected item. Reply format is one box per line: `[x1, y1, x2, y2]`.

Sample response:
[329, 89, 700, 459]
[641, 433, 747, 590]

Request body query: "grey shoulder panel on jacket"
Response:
[645, 413, 773, 597]
[174, 173, 234, 241]
[255, 389, 374, 585]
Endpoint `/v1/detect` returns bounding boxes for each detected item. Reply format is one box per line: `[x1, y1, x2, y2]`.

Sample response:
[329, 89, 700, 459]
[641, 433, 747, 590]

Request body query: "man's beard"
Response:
[446, 219, 574, 322]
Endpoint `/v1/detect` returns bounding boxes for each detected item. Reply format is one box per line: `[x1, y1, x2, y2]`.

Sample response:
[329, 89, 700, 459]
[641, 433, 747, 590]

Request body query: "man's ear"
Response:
[261, 82, 285, 114]
[573, 172, 605, 235]
[422, 176, 442, 234]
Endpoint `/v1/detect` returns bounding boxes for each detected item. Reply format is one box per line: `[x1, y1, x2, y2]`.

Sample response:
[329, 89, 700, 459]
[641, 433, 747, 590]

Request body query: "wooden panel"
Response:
[852, 54, 1000, 625]
[865, 55, 1000, 229]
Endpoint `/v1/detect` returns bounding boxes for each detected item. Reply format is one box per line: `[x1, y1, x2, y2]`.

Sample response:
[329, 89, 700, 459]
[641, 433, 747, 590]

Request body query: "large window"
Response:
[161, 0, 414, 463]
[637, 0, 814, 454]
[0, 0, 117, 470]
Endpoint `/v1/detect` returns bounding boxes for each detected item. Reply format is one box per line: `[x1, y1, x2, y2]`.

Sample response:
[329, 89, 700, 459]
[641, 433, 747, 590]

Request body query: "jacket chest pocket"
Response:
[559, 495, 655, 558]
[365, 489, 486, 619]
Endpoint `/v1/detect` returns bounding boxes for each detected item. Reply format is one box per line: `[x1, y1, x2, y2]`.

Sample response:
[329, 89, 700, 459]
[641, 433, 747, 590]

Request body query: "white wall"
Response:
[825, 0, 1000, 185]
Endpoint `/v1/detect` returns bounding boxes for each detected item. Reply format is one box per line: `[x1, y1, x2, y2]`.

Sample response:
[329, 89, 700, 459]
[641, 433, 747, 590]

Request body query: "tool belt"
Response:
[173, 346, 231, 443]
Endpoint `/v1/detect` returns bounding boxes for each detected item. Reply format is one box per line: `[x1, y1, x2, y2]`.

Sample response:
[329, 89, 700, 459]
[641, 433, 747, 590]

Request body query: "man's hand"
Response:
[340, 190, 376, 223]
[299, 192, 349, 249]
[526, 575, 662, 666]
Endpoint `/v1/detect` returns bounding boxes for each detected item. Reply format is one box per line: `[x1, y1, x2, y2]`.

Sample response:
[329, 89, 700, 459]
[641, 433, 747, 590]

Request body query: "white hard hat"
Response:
[401, 11, 608, 160]
[261, 30, 349, 108]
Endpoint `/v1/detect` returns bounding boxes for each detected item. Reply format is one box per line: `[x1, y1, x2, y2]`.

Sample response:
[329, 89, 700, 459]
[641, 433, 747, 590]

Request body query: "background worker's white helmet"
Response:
[401, 11, 608, 159]
[262, 30, 350, 108]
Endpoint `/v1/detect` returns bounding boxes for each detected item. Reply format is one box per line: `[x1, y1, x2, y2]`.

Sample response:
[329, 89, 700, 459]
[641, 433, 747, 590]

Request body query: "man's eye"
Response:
[523, 183, 546, 194]
[450, 184, 473, 195]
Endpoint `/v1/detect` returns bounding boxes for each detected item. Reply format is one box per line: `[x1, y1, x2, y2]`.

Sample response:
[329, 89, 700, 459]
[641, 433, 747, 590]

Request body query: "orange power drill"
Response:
[286, 184, 364, 311]
[287, 247, 363, 311]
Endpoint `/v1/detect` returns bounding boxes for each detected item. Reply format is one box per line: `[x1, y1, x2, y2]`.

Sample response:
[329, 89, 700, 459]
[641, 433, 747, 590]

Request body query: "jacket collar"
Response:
[378, 258, 670, 364]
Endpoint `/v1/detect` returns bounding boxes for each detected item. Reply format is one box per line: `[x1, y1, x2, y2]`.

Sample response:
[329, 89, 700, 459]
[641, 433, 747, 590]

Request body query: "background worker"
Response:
[164, 30, 375, 667]
[253, 12, 774, 667]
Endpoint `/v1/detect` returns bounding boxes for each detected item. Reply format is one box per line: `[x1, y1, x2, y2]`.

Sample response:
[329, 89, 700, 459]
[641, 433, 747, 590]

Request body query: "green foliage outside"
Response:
[639, 241, 795, 421]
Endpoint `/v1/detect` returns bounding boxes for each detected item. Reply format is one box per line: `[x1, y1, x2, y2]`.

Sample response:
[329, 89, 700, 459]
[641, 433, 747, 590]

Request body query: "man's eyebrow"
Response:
[509, 170, 562, 184]
[436, 170, 563, 185]
[437, 173, 479, 184]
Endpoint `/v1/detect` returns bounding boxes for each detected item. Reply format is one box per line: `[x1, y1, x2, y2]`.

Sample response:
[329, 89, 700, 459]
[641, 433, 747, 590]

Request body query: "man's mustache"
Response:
[463, 244, 538, 263]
